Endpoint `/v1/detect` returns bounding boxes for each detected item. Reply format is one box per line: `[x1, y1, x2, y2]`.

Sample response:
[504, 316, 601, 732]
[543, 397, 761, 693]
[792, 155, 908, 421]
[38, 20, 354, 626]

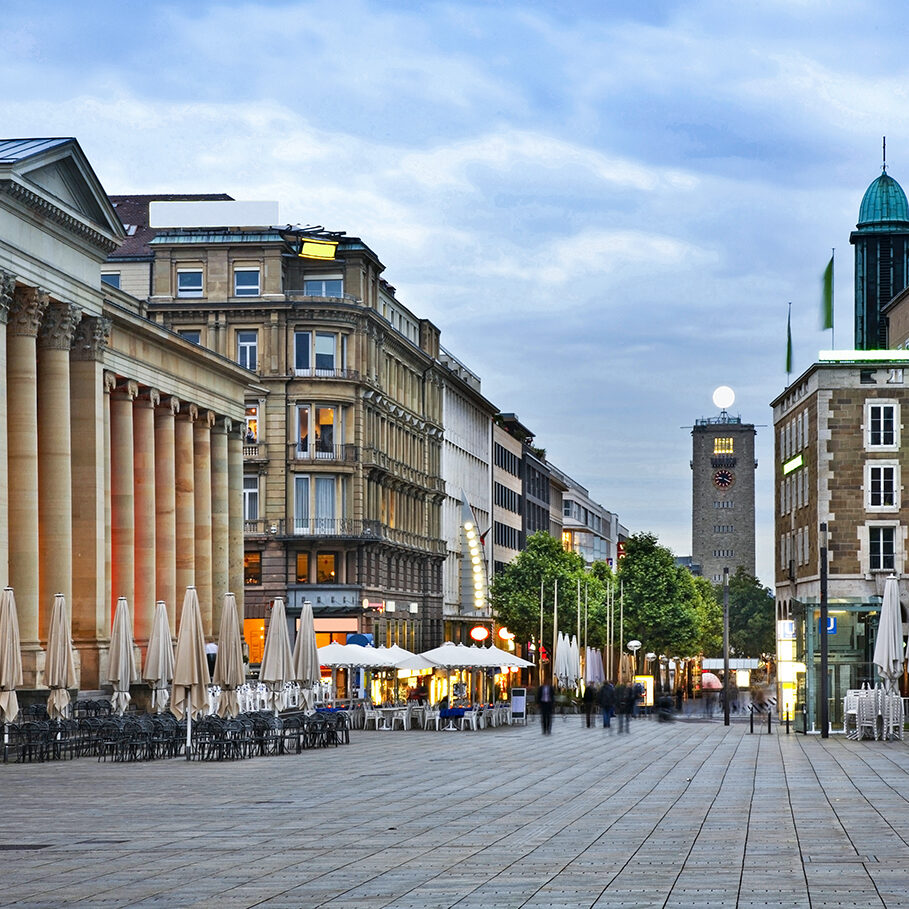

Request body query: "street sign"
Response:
[818, 616, 837, 634]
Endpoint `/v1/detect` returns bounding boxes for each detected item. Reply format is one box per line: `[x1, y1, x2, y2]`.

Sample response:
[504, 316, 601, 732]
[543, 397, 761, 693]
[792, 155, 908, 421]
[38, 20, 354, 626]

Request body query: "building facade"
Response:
[126, 202, 446, 654]
[772, 356, 909, 728]
[438, 347, 495, 642]
[690, 413, 757, 583]
[551, 466, 622, 567]
[1, 139, 249, 690]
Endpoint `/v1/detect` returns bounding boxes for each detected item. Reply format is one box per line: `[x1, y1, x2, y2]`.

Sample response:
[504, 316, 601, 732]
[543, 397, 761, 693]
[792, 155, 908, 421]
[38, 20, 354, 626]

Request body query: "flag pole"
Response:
[786, 301, 793, 386]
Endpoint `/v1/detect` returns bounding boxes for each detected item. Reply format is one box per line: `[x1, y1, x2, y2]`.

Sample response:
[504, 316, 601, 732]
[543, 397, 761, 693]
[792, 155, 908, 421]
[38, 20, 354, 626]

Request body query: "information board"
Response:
[511, 687, 527, 724]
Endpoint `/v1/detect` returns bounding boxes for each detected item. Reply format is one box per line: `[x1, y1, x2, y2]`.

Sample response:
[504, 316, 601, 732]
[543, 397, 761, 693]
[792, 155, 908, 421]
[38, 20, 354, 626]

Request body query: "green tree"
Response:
[692, 574, 723, 657]
[616, 532, 701, 662]
[489, 531, 607, 652]
[717, 567, 775, 657]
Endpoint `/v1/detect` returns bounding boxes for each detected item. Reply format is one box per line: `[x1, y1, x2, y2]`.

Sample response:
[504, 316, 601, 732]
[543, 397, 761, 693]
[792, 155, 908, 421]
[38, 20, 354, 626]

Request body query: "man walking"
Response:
[598, 681, 616, 731]
[537, 680, 554, 735]
[583, 683, 597, 728]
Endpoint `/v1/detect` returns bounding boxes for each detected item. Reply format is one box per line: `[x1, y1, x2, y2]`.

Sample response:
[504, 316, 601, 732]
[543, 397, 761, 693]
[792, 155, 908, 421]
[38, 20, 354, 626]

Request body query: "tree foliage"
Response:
[717, 567, 775, 657]
[489, 531, 608, 649]
[616, 532, 713, 659]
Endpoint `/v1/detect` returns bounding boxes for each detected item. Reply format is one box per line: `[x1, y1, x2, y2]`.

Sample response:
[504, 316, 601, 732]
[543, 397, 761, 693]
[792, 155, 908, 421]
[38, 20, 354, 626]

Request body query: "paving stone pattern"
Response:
[3, 715, 909, 908]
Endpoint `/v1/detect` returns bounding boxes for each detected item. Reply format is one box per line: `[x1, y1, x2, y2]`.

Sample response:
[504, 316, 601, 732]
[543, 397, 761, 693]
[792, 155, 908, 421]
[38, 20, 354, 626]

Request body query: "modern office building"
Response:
[0, 139, 249, 689]
[438, 347, 496, 642]
[551, 465, 624, 567]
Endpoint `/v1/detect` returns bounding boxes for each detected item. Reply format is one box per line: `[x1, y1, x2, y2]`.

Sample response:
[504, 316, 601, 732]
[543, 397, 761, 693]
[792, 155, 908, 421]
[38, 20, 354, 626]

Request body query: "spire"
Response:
[883, 136, 887, 173]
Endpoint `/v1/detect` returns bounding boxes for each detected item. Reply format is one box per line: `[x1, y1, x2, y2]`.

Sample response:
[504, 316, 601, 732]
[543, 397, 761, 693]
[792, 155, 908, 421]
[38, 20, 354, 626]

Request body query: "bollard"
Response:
[785, 710, 790, 734]
[749, 704, 754, 734]
[768, 706, 772, 734]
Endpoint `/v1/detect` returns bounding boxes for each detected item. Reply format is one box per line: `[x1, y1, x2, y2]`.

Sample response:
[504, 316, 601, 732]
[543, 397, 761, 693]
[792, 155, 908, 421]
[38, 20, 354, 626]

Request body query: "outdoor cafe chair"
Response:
[391, 704, 413, 731]
[423, 705, 441, 730]
[857, 697, 878, 740]
[459, 709, 479, 731]
[363, 704, 380, 730]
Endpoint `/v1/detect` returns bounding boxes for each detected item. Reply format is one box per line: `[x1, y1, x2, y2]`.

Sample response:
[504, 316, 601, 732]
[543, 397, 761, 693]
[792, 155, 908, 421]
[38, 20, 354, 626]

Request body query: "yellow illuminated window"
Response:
[561, 531, 572, 551]
[714, 437, 734, 454]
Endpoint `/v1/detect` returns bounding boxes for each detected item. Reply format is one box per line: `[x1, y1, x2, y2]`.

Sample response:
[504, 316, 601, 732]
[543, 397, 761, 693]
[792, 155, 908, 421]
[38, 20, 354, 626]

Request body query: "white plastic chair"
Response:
[363, 705, 380, 730]
[423, 705, 441, 730]
[460, 709, 479, 731]
[391, 705, 412, 731]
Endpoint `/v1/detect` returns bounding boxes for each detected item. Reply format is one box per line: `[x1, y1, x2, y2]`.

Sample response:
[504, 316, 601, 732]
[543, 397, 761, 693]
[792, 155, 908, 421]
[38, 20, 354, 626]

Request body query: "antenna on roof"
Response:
[883, 135, 887, 173]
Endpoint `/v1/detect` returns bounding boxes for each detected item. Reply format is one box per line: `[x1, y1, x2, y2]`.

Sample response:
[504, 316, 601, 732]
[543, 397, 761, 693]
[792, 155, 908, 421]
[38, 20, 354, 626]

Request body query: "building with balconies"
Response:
[113, 200, 446, 655]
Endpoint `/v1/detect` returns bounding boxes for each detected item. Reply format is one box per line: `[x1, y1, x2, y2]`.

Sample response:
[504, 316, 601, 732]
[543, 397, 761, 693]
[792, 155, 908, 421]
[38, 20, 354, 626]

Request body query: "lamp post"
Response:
[723, 567, 730, 727]
[627, 639, 641, 679]
[819, 522, 829, 739]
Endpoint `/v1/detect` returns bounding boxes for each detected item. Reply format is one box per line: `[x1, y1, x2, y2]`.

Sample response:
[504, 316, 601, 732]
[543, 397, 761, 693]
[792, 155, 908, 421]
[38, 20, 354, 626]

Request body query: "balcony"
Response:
[291, 367, 361, 381]
[243, 517, 445, 553]
[286, 442, 358, 464]
[362, 446, 441, 492]
[243, 441, 268, 462]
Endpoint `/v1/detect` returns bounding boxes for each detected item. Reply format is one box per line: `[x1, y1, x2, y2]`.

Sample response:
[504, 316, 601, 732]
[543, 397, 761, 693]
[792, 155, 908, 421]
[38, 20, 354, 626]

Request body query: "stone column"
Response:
[194, 410, 214, 634]
[227, 422, 244, 622]
[110, 380, 138, 616]
[174, 406, 196, 634]
[210, 417, 230, 632]
[70, 319, 111, 689]
[0, 271, 13, 588]
[155, 396, 179, 627]
[133, 388, 159, 643]
[8, 285, 48, 683]
[37, 301, 81, 639]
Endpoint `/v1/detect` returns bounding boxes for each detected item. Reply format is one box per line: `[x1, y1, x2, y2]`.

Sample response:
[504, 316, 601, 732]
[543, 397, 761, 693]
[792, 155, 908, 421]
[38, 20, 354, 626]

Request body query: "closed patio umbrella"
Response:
[45, 593, 77, 720]
[213, 593, 244, 718]
[108, 597, 136, 715]
[0, 587, 22, 727]
[260, 597, 293, 713]
[874, 575, 905, 695]
[171, 586, 210, 722]
[144, 601, 174, 713]
[291, 599, 320, 712]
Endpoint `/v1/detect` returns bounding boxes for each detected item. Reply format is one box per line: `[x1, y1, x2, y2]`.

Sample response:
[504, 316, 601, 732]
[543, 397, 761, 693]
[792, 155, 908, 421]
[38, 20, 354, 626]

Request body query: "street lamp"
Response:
[627, 639, 641, 678]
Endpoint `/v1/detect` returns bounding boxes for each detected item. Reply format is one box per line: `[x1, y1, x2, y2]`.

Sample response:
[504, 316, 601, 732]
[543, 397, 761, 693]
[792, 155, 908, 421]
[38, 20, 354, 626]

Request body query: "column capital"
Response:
[9, 285, 49, 337]
[103, 370, 118, 393]
[0, 269, 15, 325]
[112, 379, 139, 401]
[37, 301, 82, 351]
[157, 395, 181, 416]
[136, 388, 161, 408]
[71, 315, 111, 362]
[201, 410, 216, 429]
[212, 416, 232, 435]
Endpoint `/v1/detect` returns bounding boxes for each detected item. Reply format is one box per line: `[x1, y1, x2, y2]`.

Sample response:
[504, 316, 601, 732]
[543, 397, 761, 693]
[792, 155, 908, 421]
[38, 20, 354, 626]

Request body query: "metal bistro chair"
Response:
[856, 696, 878, 741]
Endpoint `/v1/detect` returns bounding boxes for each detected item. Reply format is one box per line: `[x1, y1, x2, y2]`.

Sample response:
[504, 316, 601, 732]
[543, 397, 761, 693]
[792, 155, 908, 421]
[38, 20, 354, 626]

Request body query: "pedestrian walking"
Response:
[583, 683, 597, 728]
[537, 681, 554, 735]
[598, 681, 615, 730]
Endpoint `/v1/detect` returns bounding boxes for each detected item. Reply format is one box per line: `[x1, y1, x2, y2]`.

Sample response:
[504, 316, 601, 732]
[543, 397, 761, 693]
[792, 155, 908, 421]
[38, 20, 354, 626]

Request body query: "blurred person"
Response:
[537, 681, 554, 735]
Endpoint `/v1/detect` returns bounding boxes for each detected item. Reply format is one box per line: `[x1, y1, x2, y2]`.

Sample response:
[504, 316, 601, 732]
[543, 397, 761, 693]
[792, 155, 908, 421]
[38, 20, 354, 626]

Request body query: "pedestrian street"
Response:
[3, 715, 909, 908]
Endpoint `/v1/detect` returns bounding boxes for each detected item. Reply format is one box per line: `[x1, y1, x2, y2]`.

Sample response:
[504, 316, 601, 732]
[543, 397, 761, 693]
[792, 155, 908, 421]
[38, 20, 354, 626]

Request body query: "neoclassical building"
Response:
[0, 139, 249, 689]
[112, 200, 447, 653]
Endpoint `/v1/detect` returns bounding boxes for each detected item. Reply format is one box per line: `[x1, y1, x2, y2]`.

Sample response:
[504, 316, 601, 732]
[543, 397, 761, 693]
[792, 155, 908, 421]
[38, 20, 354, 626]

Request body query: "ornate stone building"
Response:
[0, 139, 249, 689]
[121, 201, 446, 652]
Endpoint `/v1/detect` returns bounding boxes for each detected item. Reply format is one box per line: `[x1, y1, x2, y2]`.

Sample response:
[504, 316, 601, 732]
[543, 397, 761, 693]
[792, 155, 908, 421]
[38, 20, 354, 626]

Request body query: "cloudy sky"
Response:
[3, 0, 905, 584]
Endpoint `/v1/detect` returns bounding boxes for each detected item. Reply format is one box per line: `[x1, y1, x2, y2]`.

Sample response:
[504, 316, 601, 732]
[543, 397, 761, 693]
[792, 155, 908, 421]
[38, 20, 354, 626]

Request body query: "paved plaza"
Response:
[3, 715, 909, 908]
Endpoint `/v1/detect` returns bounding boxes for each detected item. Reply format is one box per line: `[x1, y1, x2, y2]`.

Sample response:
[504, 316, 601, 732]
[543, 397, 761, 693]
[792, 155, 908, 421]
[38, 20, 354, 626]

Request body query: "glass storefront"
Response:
[787, 598, 880, 732]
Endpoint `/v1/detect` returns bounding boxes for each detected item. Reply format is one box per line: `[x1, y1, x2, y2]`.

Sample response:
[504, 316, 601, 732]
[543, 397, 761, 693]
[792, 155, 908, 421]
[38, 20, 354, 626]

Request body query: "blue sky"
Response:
[2, 0, 905, 584]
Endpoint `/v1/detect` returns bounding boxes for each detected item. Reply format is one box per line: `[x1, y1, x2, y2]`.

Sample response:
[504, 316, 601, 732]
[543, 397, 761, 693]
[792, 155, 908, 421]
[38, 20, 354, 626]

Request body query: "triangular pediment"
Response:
[27, 159, 109, 225]
[3, 138, 124, 244]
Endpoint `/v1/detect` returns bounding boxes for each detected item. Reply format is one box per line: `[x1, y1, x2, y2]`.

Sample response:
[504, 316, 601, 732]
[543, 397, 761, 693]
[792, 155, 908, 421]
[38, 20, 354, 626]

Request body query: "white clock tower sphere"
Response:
[712, 386, 735, 410]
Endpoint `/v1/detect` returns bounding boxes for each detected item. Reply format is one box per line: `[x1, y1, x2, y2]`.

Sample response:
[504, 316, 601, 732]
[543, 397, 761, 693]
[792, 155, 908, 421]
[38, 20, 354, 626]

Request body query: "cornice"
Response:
[0, 179, 120, 254]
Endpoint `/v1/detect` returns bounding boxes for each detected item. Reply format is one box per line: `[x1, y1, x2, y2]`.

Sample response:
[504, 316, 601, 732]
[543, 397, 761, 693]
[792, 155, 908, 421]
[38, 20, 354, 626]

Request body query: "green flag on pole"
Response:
[821, 254, 834, 330]
[786, 304, 793, 375]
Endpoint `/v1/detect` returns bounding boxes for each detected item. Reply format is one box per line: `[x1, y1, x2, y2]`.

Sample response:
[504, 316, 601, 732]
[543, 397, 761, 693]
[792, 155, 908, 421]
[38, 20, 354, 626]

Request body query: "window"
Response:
[177, 270, 203, 298]
[317, 553, 338, 584]
[304, 277, 343, 297]
[714, 437, 734, 454]
[295, 404, 340, 458]
[237, 331, 257, 371]
[870, 526, 896, 571]
[869, 464, 898, 509]
[243, 476, 259, 522]
[244, 552, 262, 585]
[293, 475, 338, 533]
[234, 268, 260, 296]
[295, 552, 309, 584]
[293, 331, 343, 376]
[867, 402, 898, 449]
[101, 273, 120, 289]
[315, 332, 336, 371]
[245, 404, 258, 443]
[178, 329, 201, 344]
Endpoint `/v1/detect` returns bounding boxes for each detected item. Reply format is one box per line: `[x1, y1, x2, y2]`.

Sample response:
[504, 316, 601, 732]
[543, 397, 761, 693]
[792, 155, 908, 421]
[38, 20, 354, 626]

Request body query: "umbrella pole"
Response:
[3, 722, 7, 764]
[185, 701, 192, 761]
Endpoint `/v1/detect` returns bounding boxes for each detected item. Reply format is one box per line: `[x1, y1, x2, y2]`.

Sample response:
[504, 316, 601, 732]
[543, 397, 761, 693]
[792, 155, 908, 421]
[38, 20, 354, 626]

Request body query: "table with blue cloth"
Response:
[439, 707, 470, 731]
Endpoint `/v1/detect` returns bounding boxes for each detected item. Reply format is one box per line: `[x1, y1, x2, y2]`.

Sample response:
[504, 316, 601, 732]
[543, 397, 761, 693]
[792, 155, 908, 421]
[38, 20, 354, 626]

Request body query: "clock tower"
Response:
[690, 388, 757, 583]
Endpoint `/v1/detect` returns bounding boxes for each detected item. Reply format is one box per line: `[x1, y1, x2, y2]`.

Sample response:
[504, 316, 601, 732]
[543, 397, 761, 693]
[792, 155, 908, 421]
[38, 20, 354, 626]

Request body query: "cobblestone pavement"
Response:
[3, 714, 909, 908]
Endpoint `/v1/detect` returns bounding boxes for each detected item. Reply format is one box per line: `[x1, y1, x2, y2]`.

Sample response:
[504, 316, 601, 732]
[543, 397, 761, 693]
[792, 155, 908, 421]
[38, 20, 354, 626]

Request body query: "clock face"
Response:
[713, 469, 735, 490]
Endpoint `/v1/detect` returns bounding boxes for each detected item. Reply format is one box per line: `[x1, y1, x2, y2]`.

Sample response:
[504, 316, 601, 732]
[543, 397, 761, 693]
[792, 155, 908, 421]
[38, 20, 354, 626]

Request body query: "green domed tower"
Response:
[850, 167, 909, 348]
